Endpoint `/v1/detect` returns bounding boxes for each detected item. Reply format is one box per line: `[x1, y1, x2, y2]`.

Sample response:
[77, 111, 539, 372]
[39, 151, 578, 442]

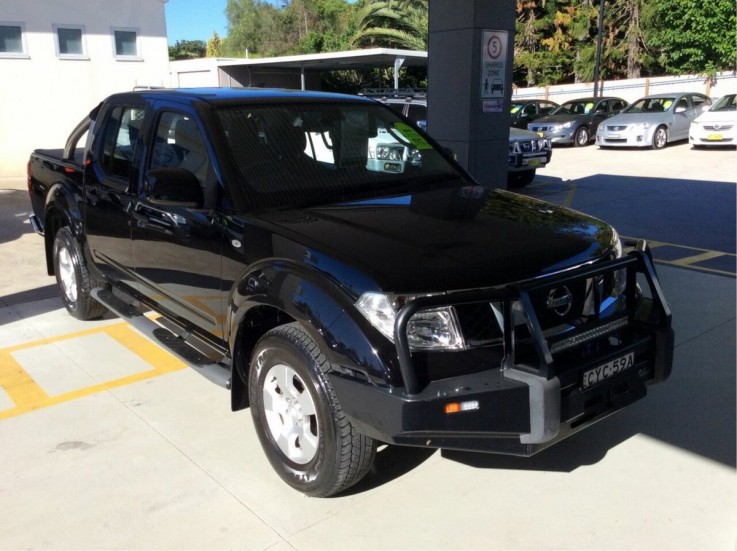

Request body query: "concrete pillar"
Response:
[428, 0, 516, 188]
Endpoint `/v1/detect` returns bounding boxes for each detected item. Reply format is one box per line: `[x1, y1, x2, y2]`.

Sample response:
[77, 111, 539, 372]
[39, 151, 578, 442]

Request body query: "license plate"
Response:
[608, 133, 620, 138]
[582, 352, 635, 390]
[707, 133, 724, 141]
[527, 159, 542, 168]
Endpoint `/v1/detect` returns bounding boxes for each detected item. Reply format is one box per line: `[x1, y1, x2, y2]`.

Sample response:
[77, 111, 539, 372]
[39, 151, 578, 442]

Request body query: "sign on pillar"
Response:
[480, 30, 508, 113]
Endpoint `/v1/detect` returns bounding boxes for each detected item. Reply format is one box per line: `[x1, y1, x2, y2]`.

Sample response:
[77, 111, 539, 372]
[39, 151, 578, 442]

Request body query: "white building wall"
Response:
[0, 0, 170, 176]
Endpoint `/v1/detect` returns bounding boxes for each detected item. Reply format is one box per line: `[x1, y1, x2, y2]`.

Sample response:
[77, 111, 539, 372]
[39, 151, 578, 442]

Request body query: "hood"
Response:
[248, 187, 617, 296]
[605, 112, 671, 125]
[694, 109, 737, 124]
[532, 114, 586, 125]
[509, 127, 541, 139]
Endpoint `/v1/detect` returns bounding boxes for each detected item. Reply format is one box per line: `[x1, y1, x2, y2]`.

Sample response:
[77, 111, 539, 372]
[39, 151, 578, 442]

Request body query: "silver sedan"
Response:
[596, 93, 711, 149]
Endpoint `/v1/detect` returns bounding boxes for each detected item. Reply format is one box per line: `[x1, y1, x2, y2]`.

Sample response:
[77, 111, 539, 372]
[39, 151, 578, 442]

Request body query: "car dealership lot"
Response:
[1, 141, 735, 550]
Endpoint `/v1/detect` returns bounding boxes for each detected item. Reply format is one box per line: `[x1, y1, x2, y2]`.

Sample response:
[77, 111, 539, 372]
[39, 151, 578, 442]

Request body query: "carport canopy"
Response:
[215, 48, 428, 90]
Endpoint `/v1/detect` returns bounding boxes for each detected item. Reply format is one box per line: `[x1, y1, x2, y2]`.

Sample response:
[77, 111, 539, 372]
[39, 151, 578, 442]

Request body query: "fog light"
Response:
[444, 400, 479, 414]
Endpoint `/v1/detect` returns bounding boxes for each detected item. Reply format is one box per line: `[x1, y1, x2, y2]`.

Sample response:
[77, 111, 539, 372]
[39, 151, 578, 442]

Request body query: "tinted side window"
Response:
[539, 102, 556, 115]
[150, 111, 211, 188]
[100, 106, 144, 181]
[691, 95, 707, 108]
[406, 104, 427, 126]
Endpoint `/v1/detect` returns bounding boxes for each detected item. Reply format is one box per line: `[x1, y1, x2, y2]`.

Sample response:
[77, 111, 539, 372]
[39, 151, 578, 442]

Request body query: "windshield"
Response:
[553, 100, 594, 115]
[711, 94, 736, 112]
[215, 102, 465, 210]
[625, 97, 675, 113]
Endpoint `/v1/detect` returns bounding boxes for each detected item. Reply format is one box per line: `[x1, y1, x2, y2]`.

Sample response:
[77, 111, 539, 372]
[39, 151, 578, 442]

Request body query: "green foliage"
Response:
[351, 0, 428, 50]
[222, 0, 356, 57]
[168, 39, 206, 60]
[171, 0, 734, 88]
[648, 0, 737, 77]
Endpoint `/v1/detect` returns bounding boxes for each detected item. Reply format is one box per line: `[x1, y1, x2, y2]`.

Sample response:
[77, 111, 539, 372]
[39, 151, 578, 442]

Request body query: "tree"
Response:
[207, 32, 223, 57]
[351, 0, 428, 51]
[648, 0, 737, 77]
[168, 40, 206, 60]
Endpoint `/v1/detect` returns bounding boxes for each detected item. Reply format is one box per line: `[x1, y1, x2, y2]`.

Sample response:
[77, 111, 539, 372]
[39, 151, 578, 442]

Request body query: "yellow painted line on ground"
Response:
[652, 259, 735, 278]
[0, 322, 187, 421]
[670, 250, 727, 266]
[623, 237, 736, 276]
[563, 183, 576, 208]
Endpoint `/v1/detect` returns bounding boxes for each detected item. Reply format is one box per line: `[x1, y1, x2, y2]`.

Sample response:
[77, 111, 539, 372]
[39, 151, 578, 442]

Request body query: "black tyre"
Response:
[508, 169, 536, 188]
[651, 126, 668, 149]
[574, 126, 590, 147]
[249, 323, 376, 497]
[52, 227, 107, 320]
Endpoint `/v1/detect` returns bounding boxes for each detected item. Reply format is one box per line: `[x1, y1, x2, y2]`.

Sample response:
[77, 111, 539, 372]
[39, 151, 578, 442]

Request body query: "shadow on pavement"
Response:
[0, 285, 59, 310]
[340, 445, 437, 496]
[0, 189, 34, 246]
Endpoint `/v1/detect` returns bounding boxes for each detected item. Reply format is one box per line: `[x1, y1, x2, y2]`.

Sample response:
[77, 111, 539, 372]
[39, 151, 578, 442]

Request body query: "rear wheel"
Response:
[574, 126, 590, 147]
[52, 227, 107, 320]
[651, 126, 668, 149]
[249, 323, 376, 496]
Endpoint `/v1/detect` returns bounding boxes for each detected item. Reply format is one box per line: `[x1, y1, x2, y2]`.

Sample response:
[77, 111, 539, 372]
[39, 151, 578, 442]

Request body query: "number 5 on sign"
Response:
[480, 30, 508, 100]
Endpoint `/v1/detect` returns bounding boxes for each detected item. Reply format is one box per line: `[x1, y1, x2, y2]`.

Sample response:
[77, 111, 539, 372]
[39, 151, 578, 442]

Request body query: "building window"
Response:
[112, 28, 140, 60]
[0, 23, 27, 58]
[54, 25, 87, 59]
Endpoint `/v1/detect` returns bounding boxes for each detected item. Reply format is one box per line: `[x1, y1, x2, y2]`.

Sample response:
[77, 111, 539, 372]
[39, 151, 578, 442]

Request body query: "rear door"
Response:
[131, 102, 226, 339]
[85, 99, 147, 294]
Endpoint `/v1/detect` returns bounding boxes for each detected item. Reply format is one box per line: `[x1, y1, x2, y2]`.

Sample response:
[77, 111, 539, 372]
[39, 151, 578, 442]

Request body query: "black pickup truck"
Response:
[28, 88, 673, 497]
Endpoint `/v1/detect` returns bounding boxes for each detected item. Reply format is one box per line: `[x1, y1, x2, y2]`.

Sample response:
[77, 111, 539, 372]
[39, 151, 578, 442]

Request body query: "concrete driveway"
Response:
[0, 141, 734, 550]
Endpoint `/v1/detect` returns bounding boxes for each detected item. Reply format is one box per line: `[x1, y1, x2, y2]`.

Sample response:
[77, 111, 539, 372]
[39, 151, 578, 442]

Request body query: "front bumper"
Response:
[331, 248, 674, 456]
[507, 151, 551, 172]
[529, 127, 576, 145]
[689, 125, 736, 146]
[596, 127, 652, 147]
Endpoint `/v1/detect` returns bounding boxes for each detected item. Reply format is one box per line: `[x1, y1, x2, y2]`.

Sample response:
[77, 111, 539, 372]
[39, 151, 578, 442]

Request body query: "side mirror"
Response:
[675, 106, 687, 113]
[144, 168, 203, 208]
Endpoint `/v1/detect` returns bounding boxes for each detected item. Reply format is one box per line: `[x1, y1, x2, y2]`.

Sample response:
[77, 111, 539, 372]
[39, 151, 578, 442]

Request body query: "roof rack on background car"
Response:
[359, 88, 427, 99]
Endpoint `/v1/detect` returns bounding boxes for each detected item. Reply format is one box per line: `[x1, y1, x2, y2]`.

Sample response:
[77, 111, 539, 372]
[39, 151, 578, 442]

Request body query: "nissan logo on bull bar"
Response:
[547, 286, 573, 316]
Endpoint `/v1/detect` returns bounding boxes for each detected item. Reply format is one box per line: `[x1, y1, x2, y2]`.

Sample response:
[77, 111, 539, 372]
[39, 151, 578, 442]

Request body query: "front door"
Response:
[131, 105, 226, 340]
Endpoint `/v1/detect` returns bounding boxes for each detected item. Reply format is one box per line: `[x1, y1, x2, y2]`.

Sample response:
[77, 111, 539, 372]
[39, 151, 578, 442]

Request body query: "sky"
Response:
[165, 0, 230, 45]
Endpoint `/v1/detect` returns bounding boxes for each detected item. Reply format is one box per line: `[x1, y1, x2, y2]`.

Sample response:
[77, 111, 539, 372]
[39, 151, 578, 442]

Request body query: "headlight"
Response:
[375, 145, 405, 161]
[632, 122, 651, 131]
[355, 292, 465, 350]
[611, 228, 623, 258]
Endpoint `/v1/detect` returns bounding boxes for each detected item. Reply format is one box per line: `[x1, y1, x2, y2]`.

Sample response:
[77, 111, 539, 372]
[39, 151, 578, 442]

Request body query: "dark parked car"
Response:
[528, 96, 628, 146]
[509, 99, 559, 129]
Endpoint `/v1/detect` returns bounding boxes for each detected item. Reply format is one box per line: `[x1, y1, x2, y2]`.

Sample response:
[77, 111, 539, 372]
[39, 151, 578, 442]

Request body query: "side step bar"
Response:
[91, 288, 231, 389]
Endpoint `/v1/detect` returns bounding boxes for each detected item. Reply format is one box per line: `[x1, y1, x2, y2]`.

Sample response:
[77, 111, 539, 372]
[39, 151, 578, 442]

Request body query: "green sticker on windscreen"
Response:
[393, 122, 432, 150]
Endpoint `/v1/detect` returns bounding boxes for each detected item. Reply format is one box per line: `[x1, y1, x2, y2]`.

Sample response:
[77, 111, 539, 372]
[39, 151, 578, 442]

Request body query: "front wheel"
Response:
[249, 323, 376, 497]
[52, 227, 107, 320]
[651, 126, 668, 149]
[574, 126, 590, 147]
[507, 169, 536, 188]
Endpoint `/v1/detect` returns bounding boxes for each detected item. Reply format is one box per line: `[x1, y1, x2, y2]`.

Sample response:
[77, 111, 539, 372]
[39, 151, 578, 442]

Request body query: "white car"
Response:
[596, 93, 710, 149]
[689, 93, 736, 148]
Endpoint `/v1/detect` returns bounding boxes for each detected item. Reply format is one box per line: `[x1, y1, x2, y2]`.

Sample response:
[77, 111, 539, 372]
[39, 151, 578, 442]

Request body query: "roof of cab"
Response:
[114, 87, 372, 106]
